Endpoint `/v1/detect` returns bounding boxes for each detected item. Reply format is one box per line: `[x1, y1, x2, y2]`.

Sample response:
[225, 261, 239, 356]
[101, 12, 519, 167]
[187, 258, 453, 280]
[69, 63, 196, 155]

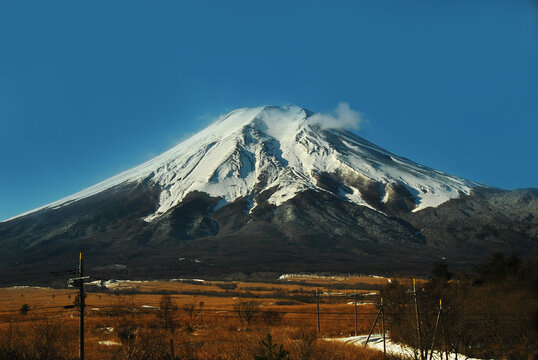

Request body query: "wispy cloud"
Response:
[308, 102, 364, 130]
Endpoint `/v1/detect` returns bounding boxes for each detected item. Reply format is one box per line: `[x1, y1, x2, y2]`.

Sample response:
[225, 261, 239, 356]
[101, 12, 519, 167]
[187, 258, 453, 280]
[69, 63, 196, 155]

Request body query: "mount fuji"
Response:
[5, 105, 479, 221]
[1, 105, 536, 284]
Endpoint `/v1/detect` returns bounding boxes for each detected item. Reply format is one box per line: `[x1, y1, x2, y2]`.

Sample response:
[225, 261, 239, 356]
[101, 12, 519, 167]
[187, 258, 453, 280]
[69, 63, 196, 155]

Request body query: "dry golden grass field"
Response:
[0, 275, 412, 359]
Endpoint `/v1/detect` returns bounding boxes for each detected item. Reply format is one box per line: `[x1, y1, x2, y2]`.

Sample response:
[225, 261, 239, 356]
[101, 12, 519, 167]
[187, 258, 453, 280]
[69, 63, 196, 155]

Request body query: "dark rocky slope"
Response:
[0, 181, 536, 285]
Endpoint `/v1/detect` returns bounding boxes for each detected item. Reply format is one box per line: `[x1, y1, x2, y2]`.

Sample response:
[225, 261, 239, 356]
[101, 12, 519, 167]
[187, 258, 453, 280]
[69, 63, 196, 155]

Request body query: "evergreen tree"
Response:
[253, 334, 289, 360]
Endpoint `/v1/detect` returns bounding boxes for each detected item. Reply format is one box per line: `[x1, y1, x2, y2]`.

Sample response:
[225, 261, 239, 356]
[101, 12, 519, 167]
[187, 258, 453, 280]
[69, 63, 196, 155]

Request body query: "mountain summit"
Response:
[1, 105, 536, 284]
[9, 105, 479, 222]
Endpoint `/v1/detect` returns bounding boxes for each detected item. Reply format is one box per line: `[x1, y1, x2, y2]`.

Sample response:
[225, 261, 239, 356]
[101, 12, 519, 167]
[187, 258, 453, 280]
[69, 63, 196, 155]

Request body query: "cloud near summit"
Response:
[308, 102, 363, 130]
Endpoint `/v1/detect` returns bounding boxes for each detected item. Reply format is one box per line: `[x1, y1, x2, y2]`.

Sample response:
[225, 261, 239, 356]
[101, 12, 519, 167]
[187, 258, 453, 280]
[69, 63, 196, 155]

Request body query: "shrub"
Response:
[19, 304, 30, 315]
[253, 333, 289, 360]
[216, 283, 238, 290]
[261, 311, 281, 326]
[0, 316, 76, 360]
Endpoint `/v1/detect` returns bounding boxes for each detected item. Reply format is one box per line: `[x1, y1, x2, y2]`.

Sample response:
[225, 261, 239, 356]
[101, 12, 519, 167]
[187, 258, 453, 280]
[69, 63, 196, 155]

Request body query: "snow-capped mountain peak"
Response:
[6, 105, 482, 222]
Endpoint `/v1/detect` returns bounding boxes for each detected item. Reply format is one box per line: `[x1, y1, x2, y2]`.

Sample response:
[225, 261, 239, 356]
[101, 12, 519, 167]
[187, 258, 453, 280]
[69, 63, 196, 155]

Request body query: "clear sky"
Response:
[1, 0, 537, 221]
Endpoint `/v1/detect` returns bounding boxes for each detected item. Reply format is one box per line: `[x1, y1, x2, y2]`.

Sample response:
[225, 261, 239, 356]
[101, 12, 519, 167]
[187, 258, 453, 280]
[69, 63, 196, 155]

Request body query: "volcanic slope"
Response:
[1, 105, 536, 284]
[6, 105, 479, 221]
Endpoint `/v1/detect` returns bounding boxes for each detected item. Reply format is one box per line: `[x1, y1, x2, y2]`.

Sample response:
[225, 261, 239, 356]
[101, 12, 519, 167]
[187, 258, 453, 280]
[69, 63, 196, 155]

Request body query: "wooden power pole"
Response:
[316, 290, 321, 336]
[354, 293, 358, 336]
[413, 278, 424, 360]
[69, 252, 90, 360]
[79, 252, 85, 360]
[364, 303, 382, 348]
[381, 297, 386, 359]
[429, 299, 442, 360]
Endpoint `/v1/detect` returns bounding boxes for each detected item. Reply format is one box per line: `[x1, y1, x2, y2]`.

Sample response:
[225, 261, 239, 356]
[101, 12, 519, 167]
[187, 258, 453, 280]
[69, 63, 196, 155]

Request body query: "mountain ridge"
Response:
[0, 105, 535, 285]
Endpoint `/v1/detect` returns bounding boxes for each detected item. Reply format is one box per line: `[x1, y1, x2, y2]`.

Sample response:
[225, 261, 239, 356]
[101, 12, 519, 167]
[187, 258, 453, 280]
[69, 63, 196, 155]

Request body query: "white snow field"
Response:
[5, 105, 481, 223]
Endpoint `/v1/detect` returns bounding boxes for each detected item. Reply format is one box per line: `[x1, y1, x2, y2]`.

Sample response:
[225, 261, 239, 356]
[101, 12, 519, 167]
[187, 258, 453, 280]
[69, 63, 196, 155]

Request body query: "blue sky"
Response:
[1, 0, 537, 221]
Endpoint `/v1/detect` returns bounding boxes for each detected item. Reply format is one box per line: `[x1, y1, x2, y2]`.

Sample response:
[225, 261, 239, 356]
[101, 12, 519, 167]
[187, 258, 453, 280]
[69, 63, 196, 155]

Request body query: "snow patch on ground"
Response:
[278, 273, 391, 282]
[98, 340, 121, 346]
[86, 279, 153, 289]
[172, 278, 205, 282]
[278, 274, 354, 281]
[328, 334, 481, 360]
[8, 286, 51, 290]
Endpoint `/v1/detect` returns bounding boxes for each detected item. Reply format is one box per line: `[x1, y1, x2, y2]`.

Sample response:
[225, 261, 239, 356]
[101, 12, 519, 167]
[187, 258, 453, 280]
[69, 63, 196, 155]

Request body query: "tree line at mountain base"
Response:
[380, 252, 538, 359]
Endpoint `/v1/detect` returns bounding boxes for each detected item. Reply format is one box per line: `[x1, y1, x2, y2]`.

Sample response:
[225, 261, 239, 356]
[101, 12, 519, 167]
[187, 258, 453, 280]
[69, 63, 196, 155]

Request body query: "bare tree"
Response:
[182, 302, 196, 323]
[111, 295, 139, 344]
[158, 293, 178, 332]
[234, 301, 260, 326]
[0, 316, 76, 360]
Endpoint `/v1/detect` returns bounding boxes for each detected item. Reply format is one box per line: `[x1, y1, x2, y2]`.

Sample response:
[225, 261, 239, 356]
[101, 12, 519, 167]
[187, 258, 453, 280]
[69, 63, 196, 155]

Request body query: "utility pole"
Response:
[68, 252, 90, 360]
[354, 293, 358, 336]
[381, 297, 386, 359]
[413, 278, 424, 360]
[170, 338, 175, 359]
[364, 303, 381, 348]
[439, 300, 449, 360]
[79, 251, 85, 360]
[316, 290, 321, 336]
[429, 299, 442, 360]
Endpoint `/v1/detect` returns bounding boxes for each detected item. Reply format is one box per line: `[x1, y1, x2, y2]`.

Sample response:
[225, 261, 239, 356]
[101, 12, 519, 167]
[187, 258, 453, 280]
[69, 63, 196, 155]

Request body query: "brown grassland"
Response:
[1, 254, 535, 359]
[0, 275, 403, 360]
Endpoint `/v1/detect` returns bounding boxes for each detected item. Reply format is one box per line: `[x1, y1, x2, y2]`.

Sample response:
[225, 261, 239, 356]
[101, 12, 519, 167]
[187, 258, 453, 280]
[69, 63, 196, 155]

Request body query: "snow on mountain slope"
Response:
[4, 105, 482, 223]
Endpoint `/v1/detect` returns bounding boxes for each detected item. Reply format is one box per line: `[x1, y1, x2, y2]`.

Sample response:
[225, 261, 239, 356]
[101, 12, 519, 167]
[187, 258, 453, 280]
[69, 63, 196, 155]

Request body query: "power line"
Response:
[0, 304, 78, 314]
[0, 311, 77, 324]
[82, 304, 530, 316]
